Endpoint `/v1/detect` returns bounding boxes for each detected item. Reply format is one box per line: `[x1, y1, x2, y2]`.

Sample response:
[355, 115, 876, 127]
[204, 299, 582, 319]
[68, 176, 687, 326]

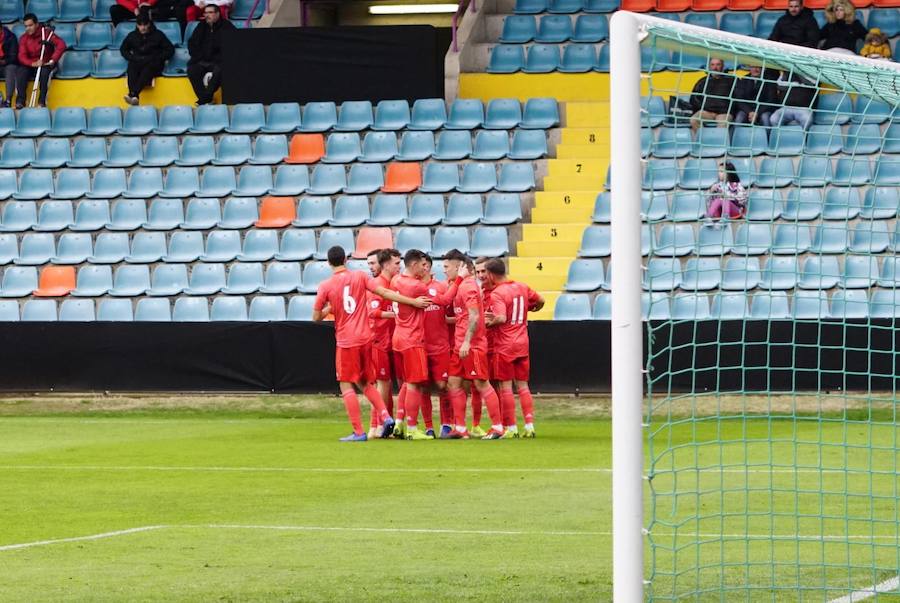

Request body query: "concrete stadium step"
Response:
[521, 223, 585, 241]
[560, 128, 611, 146]
[531, 205, 593, 223]
[557, 144, 610, 159]
[547, 158, 608, 178]
[517, 238, 580, 257]
[565, 102, 609, 128]
[543, 174, 606, 191]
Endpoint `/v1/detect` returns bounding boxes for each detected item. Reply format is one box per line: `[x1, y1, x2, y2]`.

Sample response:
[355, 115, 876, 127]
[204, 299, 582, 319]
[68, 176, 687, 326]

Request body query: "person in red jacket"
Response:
[13, 14, 65, 109]
[110, 0, 156, 27]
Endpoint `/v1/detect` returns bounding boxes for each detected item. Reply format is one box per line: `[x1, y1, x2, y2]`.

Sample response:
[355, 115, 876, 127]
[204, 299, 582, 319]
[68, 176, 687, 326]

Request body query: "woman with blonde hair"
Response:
[820, 0, 867, 54]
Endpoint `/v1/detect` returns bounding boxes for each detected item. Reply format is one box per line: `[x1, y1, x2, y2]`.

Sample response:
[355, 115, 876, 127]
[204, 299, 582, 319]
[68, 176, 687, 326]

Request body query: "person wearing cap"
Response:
[120, 14, 175, 106]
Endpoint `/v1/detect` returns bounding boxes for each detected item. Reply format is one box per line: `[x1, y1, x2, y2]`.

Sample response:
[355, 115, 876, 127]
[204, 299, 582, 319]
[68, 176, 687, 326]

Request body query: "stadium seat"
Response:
[0, 201, 36, 232]
[296, 261, 330, 295]
[794, 156, 834, 187]
[549, 0, 584, 11]
[0, 0, 22, 22]
[284, 295, 313, 320]
[70, 265, 113, 297]
[298, 102, 337, 133]
[432, 226, 470, 257]
[666, 293, 709, 320]
[198, 231, 240, 264]
[108, 265, 151, 296]
[335, 101, 374, 132]
[322, 132, 361, 164]
[141, 198, 184, 231]
[653, 224, 694, 257]
[766, 125, 805, 156]
[84, 168, 124, 199]
[641, 159, 678, 190]
[35, 200, 75, 232]
[832, 157, 871, 186]
[190, 104, 229, 134]
[482, 193, 522, 225]
[808, 222, 849, 253]
[446, 99, 484, 130]
[405, 194, 443, 226]
[778, 188, 821, 221]
[57, 50, 93, 79]
[222, 261, 265, 294]
[160, 46, 187, 76]
[867, 8, 900, 36]
[49, 232, 91, 265]
[328, 195, 369, 227]
[0, 109, 13, 138]
[153, 167, 194, 198]
[745, 190, 783, 222]
[868, 288, 900, 318]
[719, 256, 761, 291]
[226, 103, 265, 134]
[852, 96, 894, 124]
[559, 43, 596, 73]
[162, 231, 203, 263]
[668, 192, 704, 221]
[719, 12, 754, 35]
[554, 294, 592, 320]
[208, 296, 248, 321]
[643, 257, 682, 291]
[458, 163, 497, 193]
[92, 50, 128, 78]
[50, 168, 90, 199]
[306, 164, 345, 195]
[85, 232, 127, 264]
[470, 226, 509, 256]
[747, 291, 790, 319]
[821, 187, 862, 220]
[584, 0, 619, 9]
[484, 99, 522, 130]
[314, 228, 355, 260]
[274, 230, 315, 262]
[106, 198, 147, 231]
[755, 157, 795, 188]
[196, 166, 236, 198]
[208, 134, 251, 166]
[20, 299, 57, 321]
[579, 225, 611, 257]
[69, 200, 108, 233]
[76, 22, 112, 50]
[145, 264, 188, 297]
[771, 223, 811, 255]
[371, 100, 410, 131]
[679, 257, 720, 291]
[471, 131, 510, 161]
[381, 162, 421, 193]
[840, 123, 881, 156]
[246, 296, 284, 321]
[13, 169, 52, 200]
[536, 14, 573, 41]
[679, 159, 718, 189]
[261, 102, 302, 133]
[568, 14, 607, 43]
[124, 231, 167, 264]
[789, 290, 828, 319]
[433, 131, 472, 161]
[366, 194, 407, 226]
[798, 124, 841, 156]
[500, 15, 537, 42]
[98, 139, 139, 169]
[94, 298, 132, 321]
[0, 266, 37, 297]
[514, 0, 548, 12]
[488, 44, 525, 73]
[873, 156, 900, 185]
[496, 163, 535, 192]
[396, 131, 435, 161]
[861, 187, 898, 220]
[849, 220, 890, 253]
[653, 127, 691, 158]
[0, 233, 16, 264]
[354, 226, 392, 258]
[639, 96, 666, 128]
[360, 131, 399, 163]
[119, 106, 158, 136]
[165, 198, 210, 231]
[753, 11, 780, 36]
[243, 135, 286, 166]
[285, 134, 324, 164]
[154, 105, 194, 135]
[730, 223, 771, 255]
[133, 298, 171, 321]
[33, 139, 72, 169]
[565, 259, 605, 291]
[691, 127, 727, 158]
[755, 256, 798, 291]
[812, 93, 852, 126]
[408, 99, 447, 131]
[830, 289, 869, 319]
[66, 138, 106, 168]
[291, 196, 330, 228]
[171, 297, 209, 321]
[840, 255, 879, 289]
[257, 262, 301, 295]
[110, 22, 131, 48]
[656, 0, 690, 10]
[797, 255, 841, 289]
[394, 227, 432, 255]
[883, 122, 900, 153]
[0, 139, 35, 168]
[46, 108, 86, 138]
[709, 292, 748, 319]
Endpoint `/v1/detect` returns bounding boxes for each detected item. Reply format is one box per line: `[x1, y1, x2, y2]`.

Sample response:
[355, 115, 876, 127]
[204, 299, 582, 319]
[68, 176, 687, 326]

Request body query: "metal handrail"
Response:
[243, 0, 269, 28]
[451, 0, 476, 52]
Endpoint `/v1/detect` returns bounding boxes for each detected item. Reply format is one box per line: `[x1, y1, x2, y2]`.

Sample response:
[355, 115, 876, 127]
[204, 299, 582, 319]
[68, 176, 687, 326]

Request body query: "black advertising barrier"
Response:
[0, 320, 895, 393]
[221, 25, 444, 105]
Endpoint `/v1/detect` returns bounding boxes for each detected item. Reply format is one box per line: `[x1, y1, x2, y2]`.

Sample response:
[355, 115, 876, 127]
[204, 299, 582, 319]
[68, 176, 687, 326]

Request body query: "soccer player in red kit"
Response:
[366, 248, 402, 438]
[444, 249, 505, 440]
[421, 255, 454, 438]
[313, 246, 429, 441]
[469, 257, 494, 437]
[390, 248, 460, 440]
[484, 258, 544, 438]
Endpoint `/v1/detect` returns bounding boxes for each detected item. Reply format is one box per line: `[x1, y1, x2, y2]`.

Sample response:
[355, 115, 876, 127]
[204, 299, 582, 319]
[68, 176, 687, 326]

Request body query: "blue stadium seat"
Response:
[72, 199, 110, 231]
[780, 188, 821, 221]
[514, 0, 547, 12]
[275, 229, 316, 261]
[47, 107, 86, 138]
[126, 231, 167, 263]
[579, 225, 611, 257]
[831, 289, 869, 319]
[36, 200, 74, 232]
[840, 255, 879, 289]
[771, 223, 811, 255]
[500, 15, 536, 42]
[433, 131, 472, 160]
[852, 96, 894, 124]
[359, 131, 398, 163]
[471, 130, 510, 160]
[147, 264, 189, 296]
[432, 226, 470, 256]
[748, 292, 790, 319]
[667, 293, 709, 320]
[861, 187, 899, 220]
[745, 190, 783, 222]
[458, 162, 497, 193]
[0, 266, 37, 297]
[0, 109, 14, 137]
[668, 192, 704, 222]
[728, 126, 767, 157]
[643, 257, 681, 291]
[0, 201, 36, 232]
[754, 157, 795, 188]
[443, 193, 483, 226]
[445, 99, 484, 130]
[822, 187, 861, 220]
[134, 298, 172, 321]
[217, 196, 257, 229]
[585, 0, 617, 10]
[307, 164, 346, 195]
[720, 256, 761, 291]
[536, 14, 573, 42]
[155, 105, 194, 135]
[832, 157, 871, 186]
[322, 132, 361, 163]
[691, 127, 727, 158]
[232, 165, 272, 197]
[122, 167, 165, 198]
[372, 100, 410, 131]
[639, 96, 666, 128]
[524, 43, 563, 72]
[508, 129, 547, 160]
[842, 124, 881, 155]
[162, 47, 189, 77]
[200, 231, 241, 263]
[559, 43, 596, 73]
[549, 0, 583, 12]
[92, 50, 128, 78]
[143, 198, 184, 231]
[719, 12, 752, 35]
[754, 11, 780, 38]
[0, 233, 16, 264]
[344, 163, 383, 194]
[497, 162, 535, 192]
[180, 197, 220, 230]
[262, 102, 302, 133]
[160, 166, 201, 198]
[758, 256, 798, 291]
[488, 44, 525, 73]
[184, 263, 226, 295]
[13, 169, 53, 200]
[237, 230, 278, 264]
[798, 255, 841, 289]
[678, 158, 718, 189]
[67, 138, 106, 168]
[109, 265, 151, 296]
[869, 289, 900, 318]
[409, 99, 447, 131]
[231, 0, 265, 19]
[794, 156, 834, 187]
[249, 296, 286, 321]
[572, 14, 607, 41]
[874, 157, 900, 185]
[287, 295, 315, 320]
[314, 228, 354, 260]
[86, 167, 126, 198]
[867, 8, 900, 37]
[211, 134, 252, 166]
[32, 139, 71, 169]
[51, 168, 90, 199]
[730, 223, 771, 255]
[653, 127, 691, 158]
[209, 297, 248, 321]
[227, 103, 265, 134]
[653, 224, 694, 257]
[88, 232, 129, 263]
[244, 134, 286, 166]
[397, 131, 434, 161]
[680, 257, 720, 291]
[766, 125, 805, 156]
[175, 136, 216, 167]
[110, 22, 131, 48]
[809, 223, 849, 254]
[163, 231, 203, 263]
[849, 220, 890, 253]
[565, 259, 605, 291]
[107, 198, 147, 231]
[709, 293, 748, 320]
[329, 195, 370, 227]
[813, 92, 851, 125]
[0, 139, 35, 168]
[76, 22, 112, 50]
[367, 194, 407, 226]
[801, 124, 841, 156]
[82, 108, 121, 138]
[72, 265, 113, 297]
[335, 101, 374, 132]
[883, 122, 900, 153]
[554, 294, 592, 320]
[296, 261, 330, 294]
[172, 297, 210, 321]
[482, 193, 522, 225]
[260, 262, 302, 294]
[406, 194, 444, 225]
[420, 163, 459, 192]
[394, 226, 432, 255]
[484, 99, 522, 130]
[51, 23, 76, 47]
[119, 106, 158, 135]
[223, 262, 265, 293]
[0, 169, 16, 200]
[28, 0, 58, 21]
[95, 298, 132, 321]
[293, 196, 332, 227]
[21, 300, 57, 321]
[139, 137, 178, 167]
[641, 159, 678, 190]
[790, 290, 828, 319]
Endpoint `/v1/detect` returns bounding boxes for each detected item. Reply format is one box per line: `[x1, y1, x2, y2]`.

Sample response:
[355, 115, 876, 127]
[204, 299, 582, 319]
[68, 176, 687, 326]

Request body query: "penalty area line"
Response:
[0, 526, 168, 552]
[828, 575, 900, 603]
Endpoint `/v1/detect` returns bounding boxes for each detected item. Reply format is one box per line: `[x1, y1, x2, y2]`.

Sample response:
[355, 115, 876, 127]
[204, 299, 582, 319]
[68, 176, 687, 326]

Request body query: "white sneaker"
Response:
[374, 425, 384, 438]
[202, 72, 213, 88]
[367, 427, 377, 439]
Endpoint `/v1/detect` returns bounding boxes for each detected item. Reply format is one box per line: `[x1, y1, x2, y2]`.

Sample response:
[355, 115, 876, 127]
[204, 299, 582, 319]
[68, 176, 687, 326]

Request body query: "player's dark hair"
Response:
[205, 3, 221, 12]
[23, 12, 37, 23]
[423, 255, 433, 266]
[366, 248, 382, 258]
[445, 248, 474, 270]
[485, 258, 507, 276]
[403, 248, 428, 265]
[474, 256, 491, 265]
[326, 245, 346, 267]
[377, 247, 400, 266]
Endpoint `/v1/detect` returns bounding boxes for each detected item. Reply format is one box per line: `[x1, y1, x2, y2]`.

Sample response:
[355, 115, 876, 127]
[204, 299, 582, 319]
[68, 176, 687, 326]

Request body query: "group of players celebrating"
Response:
[313, 244, 544, 442]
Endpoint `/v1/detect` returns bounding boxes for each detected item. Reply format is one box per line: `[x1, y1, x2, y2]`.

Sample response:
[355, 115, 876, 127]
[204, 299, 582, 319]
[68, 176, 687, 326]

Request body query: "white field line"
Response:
[828, 575, 900, 603]
[3, 524, 900, 554]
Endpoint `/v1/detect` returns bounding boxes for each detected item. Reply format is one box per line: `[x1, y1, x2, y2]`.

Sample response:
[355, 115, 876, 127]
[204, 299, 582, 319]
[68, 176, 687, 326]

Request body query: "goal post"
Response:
[610, 11, 900, 601]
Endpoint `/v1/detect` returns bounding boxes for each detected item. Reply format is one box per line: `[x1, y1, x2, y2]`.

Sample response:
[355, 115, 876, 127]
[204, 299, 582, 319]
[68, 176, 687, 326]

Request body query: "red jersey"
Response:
[313, 268, 379, 348]
[453, 276, 488, 353]
[391, 273, 457, 352]
[491, 280, 541, 358]
[482, 283, 496, 354]
[367, 272, 394, 352]
[422, 277, 452, 356]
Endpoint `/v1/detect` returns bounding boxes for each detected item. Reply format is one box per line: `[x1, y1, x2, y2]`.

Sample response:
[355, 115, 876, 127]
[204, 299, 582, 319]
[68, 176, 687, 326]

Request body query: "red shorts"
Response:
[427, 351, 450, 384]
[392, 350, 405, 382]
[335, 344, 375, 384]
[450, 349, 490, 381]
[398, 347, 429, 384]
[372, 347, 393, 382]
[492, 354, 530, 382]
[487, 352, 496, 381]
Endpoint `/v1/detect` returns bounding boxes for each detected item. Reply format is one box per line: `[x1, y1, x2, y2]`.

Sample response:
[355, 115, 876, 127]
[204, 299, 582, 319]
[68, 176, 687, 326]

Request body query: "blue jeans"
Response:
[771, 107, 812, 130]
[734, 109, 772, 128]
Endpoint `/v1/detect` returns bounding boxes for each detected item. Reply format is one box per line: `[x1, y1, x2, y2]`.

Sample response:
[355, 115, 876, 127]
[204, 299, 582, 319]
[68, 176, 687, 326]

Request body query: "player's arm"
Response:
[459, 306, 479, 359]
[528, 288, 545, 312]
[311, 288, 329, 322]
[374, 285, 430, 309]
[429, 279, 460, 306]
[485, 298, 507, 327]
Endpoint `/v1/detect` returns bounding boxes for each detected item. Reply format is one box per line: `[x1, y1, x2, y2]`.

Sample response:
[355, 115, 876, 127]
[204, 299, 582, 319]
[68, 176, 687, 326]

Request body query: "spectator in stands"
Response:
[0, 24, 18, 108]
[689, 58, 736, 131]
[150, 0, 193, 35]
[705, 162, 747, 223]
[860, 28, 892, 59]
[14, 13, 66, 109]
[187, 4, 235, 105]
[769, 0, 820, 48]
[120, 14, 175, 106]
[733, 65, 778, 128]
[820, 0, 867, 55]
[770, 73, 818, 130]
[110, 0, 155, 27]
[186, 0, 233, 23]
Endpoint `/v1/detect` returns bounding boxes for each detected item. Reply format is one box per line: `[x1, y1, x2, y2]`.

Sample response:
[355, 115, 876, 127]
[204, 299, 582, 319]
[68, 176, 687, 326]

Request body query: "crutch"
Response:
[29, 27, 54, 108]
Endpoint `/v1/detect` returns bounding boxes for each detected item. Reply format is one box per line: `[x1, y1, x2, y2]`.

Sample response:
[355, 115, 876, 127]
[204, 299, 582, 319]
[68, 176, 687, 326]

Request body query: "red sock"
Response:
[370, 407, 379, 429]
[342, 390, 363, 435]
[396, 383, 407, 421]
[499, 386, 516, 428]
[449, 387, 467, 429]
[384, 387, 394, 417]
[518, 385, 535, 424]
[405, 387, 421, 427]
[421, 393, 434, 430]
[439, 391, 452, 426]
[478, 385, 502, 429]
[471, 388, 482, 426]
[363, 384, 389, 421]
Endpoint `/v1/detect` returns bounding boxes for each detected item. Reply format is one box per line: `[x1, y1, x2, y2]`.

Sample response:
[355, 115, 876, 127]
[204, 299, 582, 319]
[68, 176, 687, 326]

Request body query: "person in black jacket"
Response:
[0, 25, 18, 108]
[733, 66, 778, 128]
[770, 0, 820, 48]
[689, 58, 736, 131]
[186, 3, 235, 105]
[120, 14, 175, 105]
[770, 73, 818, 130]
[820, 0, 866, 54]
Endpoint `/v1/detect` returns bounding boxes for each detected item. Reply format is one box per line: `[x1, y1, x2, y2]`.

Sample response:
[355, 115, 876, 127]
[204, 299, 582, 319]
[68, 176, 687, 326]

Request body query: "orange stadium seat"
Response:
[255, 196, 296, 228]
[285, 134, 325, 164]
[762, 0, 789, 8]
[872, 0, 897, 6]
[691, 0, 727, 10]
[381, 162, 422, 193]
[656, 0, 691, 10]
[353, 227, 393, 259]
[726, 0, 763, 9]
[33, 266, 76, 297]
[800, 0, 828, 6]
[852, 0, 871, 7]
[619, 0, 656, 10]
